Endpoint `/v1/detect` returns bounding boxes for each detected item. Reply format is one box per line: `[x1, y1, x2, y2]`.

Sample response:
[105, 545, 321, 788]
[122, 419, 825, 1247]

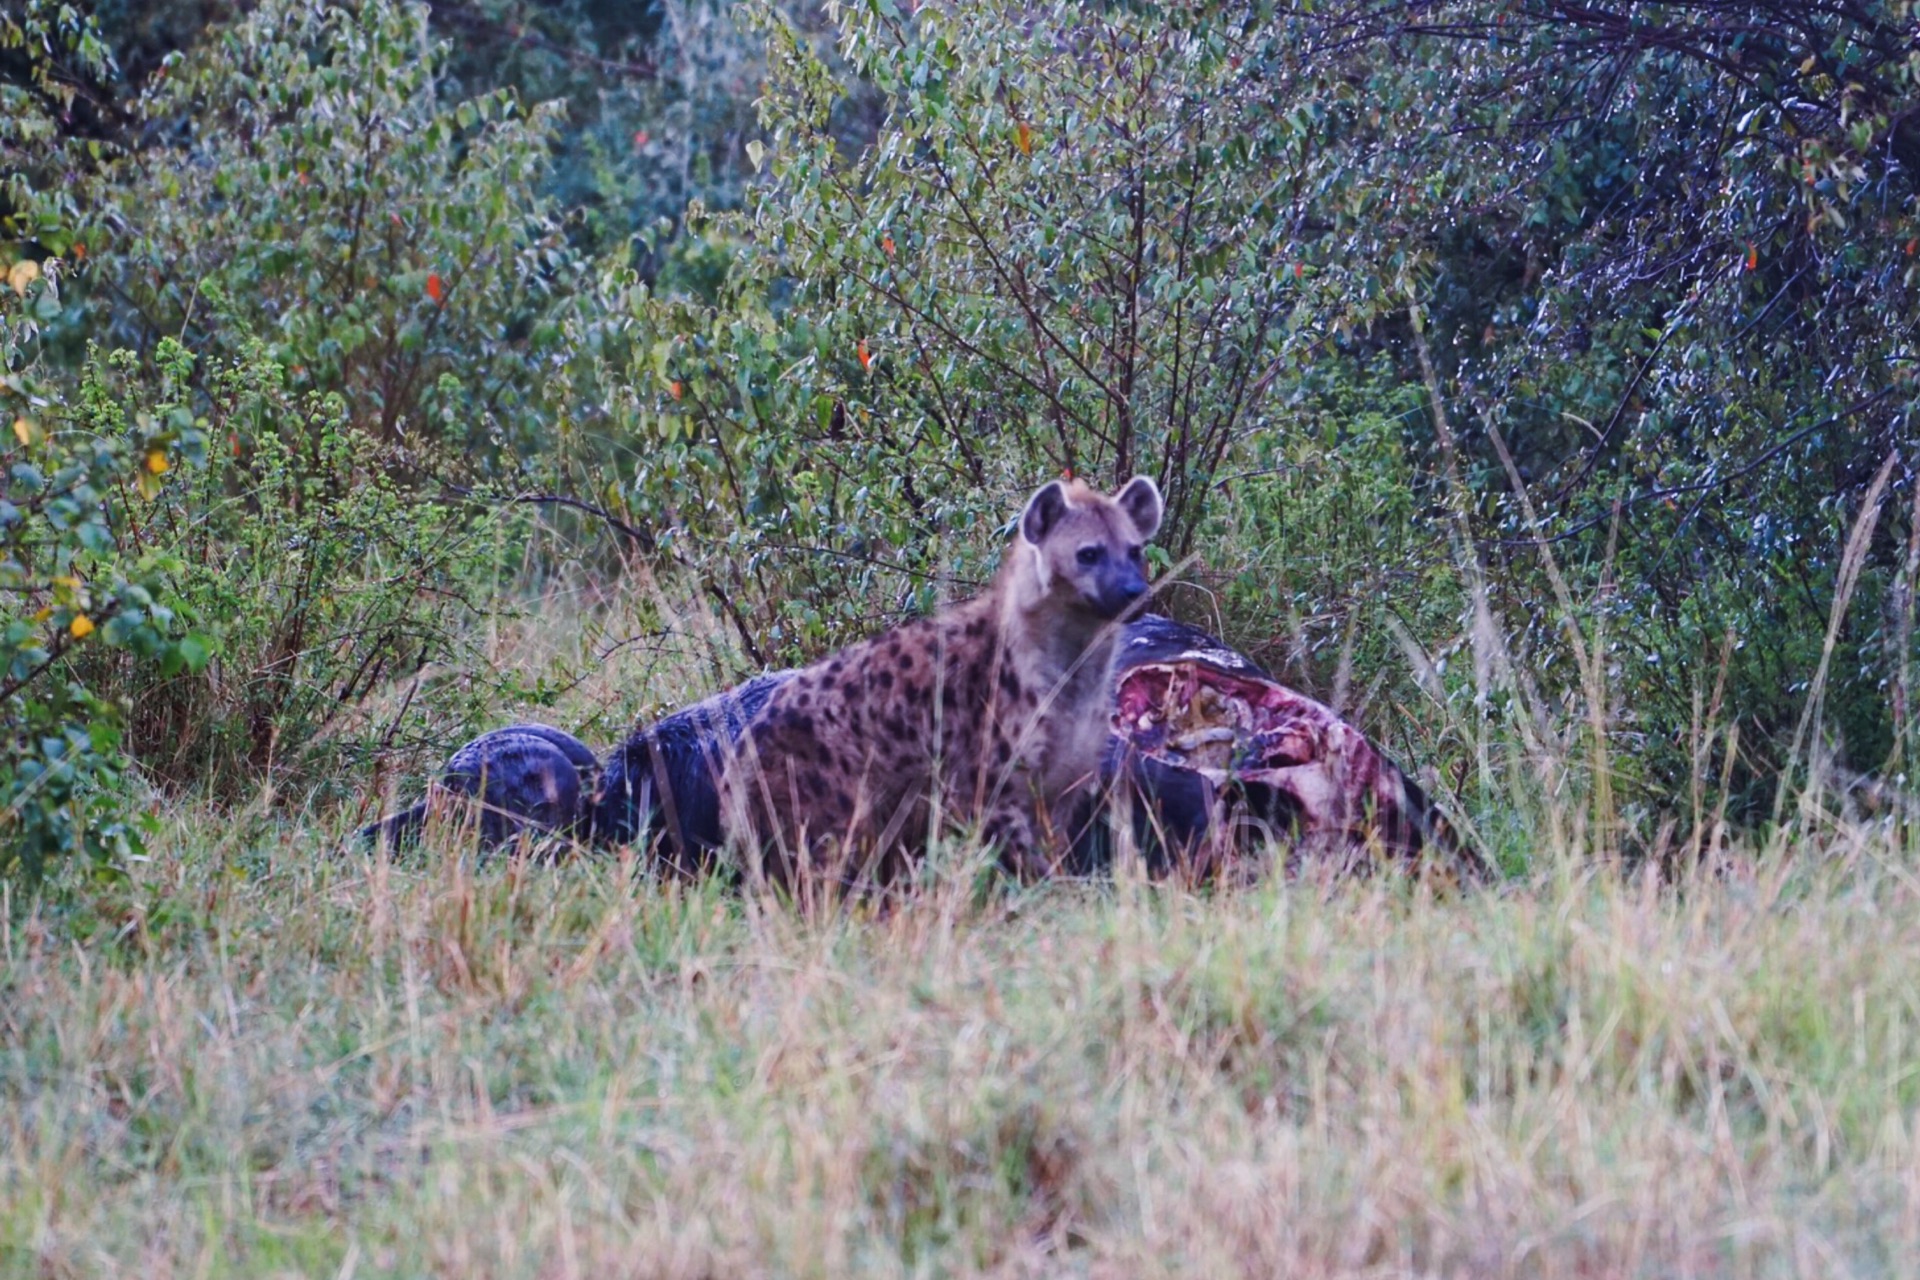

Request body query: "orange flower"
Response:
[426, 272, 446, 304]
[857, 341, 873, 371]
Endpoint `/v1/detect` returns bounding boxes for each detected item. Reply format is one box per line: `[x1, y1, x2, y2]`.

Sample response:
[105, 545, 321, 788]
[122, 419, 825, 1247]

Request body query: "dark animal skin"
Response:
[359, 724, 600, 850]
[584, 671, 795, 872]
[363, 618, 1471, 880]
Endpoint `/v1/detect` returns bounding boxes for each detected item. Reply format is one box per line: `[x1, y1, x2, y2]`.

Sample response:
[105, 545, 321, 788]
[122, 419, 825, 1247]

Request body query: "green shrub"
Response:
[0, 289, 211, 882]
[73, 332, 508, 796]
[590, 0, 1350, 657]
[1205, 365, 1452, 696]
[0, 0, 583, 884]
[3, 306, 512, 881]
[71, 0, 590, 476]
[432, 0, 774, 265]
[1, 1, 114, 259]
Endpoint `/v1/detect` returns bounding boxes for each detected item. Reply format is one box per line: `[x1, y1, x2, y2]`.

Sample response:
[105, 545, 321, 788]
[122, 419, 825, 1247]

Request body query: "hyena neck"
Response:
[992, 547, 1117, 701]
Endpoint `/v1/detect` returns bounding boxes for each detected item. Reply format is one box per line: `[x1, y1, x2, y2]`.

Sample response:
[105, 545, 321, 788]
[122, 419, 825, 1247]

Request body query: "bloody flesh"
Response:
[1113, 660, 1442, 861]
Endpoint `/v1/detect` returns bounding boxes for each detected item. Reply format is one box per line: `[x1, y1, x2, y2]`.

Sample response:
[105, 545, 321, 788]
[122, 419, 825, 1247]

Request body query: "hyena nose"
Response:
[1102, 568, 1149, 617]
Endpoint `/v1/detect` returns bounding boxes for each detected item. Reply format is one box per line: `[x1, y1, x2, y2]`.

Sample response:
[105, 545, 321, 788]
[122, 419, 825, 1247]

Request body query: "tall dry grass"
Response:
[7, 502, 1920, 1278]
[4, 807, 1920, 1277]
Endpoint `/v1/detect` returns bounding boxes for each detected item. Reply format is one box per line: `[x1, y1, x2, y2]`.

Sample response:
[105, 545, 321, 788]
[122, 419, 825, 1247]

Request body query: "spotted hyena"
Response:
[718, 475, 1165, 888]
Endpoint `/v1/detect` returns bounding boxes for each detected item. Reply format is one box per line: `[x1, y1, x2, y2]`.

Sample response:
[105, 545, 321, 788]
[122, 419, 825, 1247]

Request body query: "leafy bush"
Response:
[1205, 364, 1452, 695]
[0, 0, 573, 882]
[433, 0, 774, 268]
[70, 0, 591, 475]
[1, 283, 211, 882]
[3, 295, 511, 881]
[74, 331, 508, 796]
[10, 0, 1920, 879]
[592, 0, 1359, 658]
[1, 1, 116, 258]
[1295, 1, 1920, 817]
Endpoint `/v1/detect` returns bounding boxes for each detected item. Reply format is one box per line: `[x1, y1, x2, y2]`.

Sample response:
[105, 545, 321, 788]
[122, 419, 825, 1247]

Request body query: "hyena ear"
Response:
[1115, 475, 1163, 540]
[1020, 480, 1071, 546]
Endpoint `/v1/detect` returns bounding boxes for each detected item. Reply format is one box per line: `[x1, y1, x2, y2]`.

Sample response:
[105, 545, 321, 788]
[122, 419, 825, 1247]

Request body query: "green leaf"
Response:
[177, 633, 214, 673]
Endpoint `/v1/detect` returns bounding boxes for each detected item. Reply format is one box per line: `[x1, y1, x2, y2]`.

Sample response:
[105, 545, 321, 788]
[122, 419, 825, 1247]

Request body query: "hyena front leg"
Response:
[979, 800, 1059, 881]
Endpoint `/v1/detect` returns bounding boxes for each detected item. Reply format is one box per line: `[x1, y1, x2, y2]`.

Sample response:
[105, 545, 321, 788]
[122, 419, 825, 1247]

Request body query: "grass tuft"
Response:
[8, 561, 1920, 1275]
[6, 809, 1920, 1275]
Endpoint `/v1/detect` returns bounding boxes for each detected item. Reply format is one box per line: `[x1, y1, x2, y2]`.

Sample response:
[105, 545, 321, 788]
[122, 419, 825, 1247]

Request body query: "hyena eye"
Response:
[1127, 544, 1144, 563]
[1076, 545, 1104, 566]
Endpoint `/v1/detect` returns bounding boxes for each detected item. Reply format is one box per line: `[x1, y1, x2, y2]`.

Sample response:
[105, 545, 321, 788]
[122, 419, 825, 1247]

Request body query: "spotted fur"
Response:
[719, 476, 1164, 888]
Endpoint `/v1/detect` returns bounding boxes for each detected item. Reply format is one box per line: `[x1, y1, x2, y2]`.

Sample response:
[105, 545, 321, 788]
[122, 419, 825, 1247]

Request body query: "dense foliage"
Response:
[3, 0, 1918, 879]
[2, 0, 554, 875]
[1330, 1, 1920, 821]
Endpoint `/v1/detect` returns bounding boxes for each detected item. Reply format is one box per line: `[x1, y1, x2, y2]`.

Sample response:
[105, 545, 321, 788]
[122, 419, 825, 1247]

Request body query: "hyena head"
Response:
[1018, 475, 1165, 621]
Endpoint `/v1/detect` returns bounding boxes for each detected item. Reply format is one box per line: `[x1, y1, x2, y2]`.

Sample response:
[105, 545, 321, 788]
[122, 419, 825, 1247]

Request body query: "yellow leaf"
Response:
[69, 615, 94, 639]
[30, 607, 51, 624]
[146, 448, 170, 474]
[11, 416, 35, 446]
[1015, 121, 1033, 156]
[7, 259, 40, 297]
